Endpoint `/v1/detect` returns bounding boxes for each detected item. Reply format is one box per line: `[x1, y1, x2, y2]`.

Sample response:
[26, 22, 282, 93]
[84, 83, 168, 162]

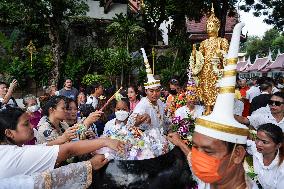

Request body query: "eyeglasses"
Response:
[268, 100, 284, 106]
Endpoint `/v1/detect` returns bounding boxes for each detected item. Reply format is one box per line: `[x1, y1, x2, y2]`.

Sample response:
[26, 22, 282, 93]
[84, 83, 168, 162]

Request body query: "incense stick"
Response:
[99, 87, 123, 111]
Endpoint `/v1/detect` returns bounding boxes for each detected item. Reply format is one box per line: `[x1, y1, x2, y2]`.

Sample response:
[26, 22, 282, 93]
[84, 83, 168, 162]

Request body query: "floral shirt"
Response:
[36, 116, 69, 144]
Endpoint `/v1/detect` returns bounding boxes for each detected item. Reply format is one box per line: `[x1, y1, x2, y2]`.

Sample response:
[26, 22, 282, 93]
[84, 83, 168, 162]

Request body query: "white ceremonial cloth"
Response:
[247, 105, 284, 131]
[247, 140, 284, 189]
[175, 105, 204, 119]
[0, 145, 59, 178]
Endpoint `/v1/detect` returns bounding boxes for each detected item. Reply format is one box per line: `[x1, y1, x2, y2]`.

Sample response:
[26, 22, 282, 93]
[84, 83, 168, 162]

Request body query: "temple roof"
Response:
[186, 14, 246, 42]
[266, 53, 284, 70]
[186, 15, 238, 34]
[247, 57, 270, 71]
[237, 61, 247, 72]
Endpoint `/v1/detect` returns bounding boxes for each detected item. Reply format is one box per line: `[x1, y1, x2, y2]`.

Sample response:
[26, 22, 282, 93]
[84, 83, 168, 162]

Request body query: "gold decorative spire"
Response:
[207, 3, 220, 29]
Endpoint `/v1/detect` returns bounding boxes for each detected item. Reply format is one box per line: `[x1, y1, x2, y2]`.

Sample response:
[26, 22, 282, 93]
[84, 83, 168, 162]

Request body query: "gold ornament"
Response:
[207, 4, 220, 29]
[189, 4, 229, 115]
[27, 40, 36, 68]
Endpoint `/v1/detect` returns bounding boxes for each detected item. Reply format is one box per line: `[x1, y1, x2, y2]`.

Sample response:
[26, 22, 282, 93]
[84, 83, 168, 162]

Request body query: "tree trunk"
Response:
[219, 0, 229, 37]
[48, 18, 61, 87]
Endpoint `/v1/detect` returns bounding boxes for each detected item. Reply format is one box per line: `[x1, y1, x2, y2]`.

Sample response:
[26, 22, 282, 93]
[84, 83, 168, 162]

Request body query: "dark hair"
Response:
[260, 82, 272, 92]
[116, 99, 130, 110]
[128, 85, 141, 101]
[65, 97, 78, 110]
[42, 96, 66, 116]
[0, 81, 8, 86]
[258, 123, 284, 165]
[86, 83, 103, 95]
[169, 78, 180, 86]
[0, 107, 25, 142]
[273, 92, 284, 101]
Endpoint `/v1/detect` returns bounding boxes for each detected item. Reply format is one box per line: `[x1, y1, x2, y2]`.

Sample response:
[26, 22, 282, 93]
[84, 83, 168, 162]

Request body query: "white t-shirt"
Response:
[103, 118, 117, 136]
[247, 105, 284, 131]
[86, 95, 98, 110]
[0, 145, 59, 179]
[246, 86, 261, 103]
[272, 87, 280, 94]
[247, 140, 284, 189]
[175, 105, 204, 119]
[0, 97, 17, 108]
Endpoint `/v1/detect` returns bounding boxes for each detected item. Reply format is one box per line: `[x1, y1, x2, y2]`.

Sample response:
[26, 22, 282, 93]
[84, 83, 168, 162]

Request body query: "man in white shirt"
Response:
[246, 80, 260, 103]
[235, 92, 284, 131]
[86, 83, 104, 110]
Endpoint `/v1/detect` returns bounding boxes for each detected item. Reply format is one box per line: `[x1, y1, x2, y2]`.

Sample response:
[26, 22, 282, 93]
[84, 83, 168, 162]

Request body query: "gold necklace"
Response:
[147, 98, 163, 124]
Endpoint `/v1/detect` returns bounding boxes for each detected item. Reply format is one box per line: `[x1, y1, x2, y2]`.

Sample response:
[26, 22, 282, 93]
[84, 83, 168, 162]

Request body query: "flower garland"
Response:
[167, 93, 187, 119]
[170, 113, 196, 147]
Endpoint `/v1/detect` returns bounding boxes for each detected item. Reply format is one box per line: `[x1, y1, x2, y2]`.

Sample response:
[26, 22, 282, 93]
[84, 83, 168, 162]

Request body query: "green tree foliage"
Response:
[240, 0, 284, 30]
[106, 13, 146, 52]
[0, 31, 53, 88]
[0, 0, 89, 85]
[242, 29, 284, 62]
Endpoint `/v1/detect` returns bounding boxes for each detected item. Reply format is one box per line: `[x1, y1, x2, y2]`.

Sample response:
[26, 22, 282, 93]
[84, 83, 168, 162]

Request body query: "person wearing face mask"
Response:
[168, 21, 252, 188]
[23, 94, 42, 145]
[165, 78, 186, 118]
[103, 100, 130, 136]
[23, 94, 42, 128]
[235, 92, 284, 132]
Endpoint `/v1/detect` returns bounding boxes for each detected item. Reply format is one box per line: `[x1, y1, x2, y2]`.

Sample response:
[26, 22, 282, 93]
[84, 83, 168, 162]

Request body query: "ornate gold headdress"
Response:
[206, 4, 220, 29]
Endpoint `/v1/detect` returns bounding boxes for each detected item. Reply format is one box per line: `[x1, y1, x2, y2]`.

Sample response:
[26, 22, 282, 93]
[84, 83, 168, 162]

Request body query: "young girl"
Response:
[103, 100, 130, 136]
[127, 85, 140, 113]
[65, 98, 98, 139]
[36, 96, 78, 144]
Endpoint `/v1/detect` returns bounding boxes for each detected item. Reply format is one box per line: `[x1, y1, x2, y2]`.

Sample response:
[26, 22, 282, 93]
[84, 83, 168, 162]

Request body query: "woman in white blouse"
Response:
[247, 123, 284, 189]
[175, 94, 204, 119]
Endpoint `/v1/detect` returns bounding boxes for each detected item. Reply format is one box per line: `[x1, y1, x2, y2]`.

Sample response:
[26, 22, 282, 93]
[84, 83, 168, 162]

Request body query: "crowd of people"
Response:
[0, 74, 284, 188]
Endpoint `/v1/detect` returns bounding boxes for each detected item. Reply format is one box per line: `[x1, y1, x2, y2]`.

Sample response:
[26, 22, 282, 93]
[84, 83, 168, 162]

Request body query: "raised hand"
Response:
[83, 110, 103, 127]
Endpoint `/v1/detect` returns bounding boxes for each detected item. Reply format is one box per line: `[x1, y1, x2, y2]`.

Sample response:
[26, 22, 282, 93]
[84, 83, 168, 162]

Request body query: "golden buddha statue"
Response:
[189, 5, 229, 115]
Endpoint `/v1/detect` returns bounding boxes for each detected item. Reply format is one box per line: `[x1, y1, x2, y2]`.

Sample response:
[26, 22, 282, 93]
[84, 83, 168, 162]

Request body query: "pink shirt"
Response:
[130, 100, 140, 112]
